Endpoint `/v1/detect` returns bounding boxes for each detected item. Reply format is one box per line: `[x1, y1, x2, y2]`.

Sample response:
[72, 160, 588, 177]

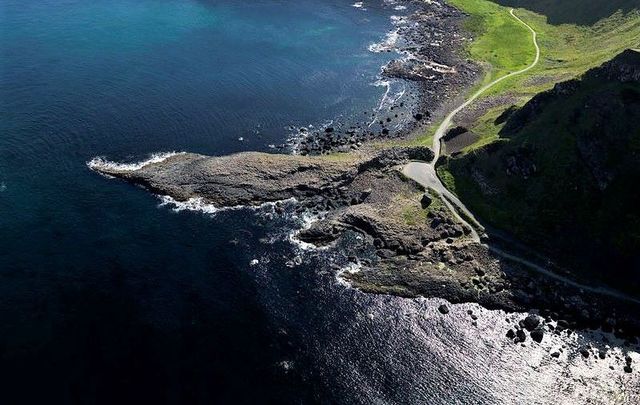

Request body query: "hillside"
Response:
[438, 50, 640, 293]
[491, 0, 639, 25]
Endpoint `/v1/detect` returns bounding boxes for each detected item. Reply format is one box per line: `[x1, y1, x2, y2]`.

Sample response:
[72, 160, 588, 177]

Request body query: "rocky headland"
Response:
[91, 144, 640, 348]
[89, 3, 640, 366]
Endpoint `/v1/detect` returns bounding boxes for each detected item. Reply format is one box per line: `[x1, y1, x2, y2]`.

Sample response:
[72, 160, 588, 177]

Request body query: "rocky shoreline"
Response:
[91, 146, 640, 354]
[286, 0, 480, 156]
[89, 0, 639, 372]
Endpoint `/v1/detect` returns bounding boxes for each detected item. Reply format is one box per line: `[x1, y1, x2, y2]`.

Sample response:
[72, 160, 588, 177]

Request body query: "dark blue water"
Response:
[0, 0, 405, 402]
[2, 2, 639, 402]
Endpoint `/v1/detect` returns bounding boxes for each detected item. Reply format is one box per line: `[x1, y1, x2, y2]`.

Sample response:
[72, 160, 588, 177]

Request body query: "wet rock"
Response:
[579, 347, 590, 358]
[515, 329, 527, 343]
[506, 329, 516, 339]
[530, 328, 544, 343]
[551, 351, 560, 358]
[624, 365, 633, 373]
[438, 304, 449, 314]
[523, 314, 541, 331]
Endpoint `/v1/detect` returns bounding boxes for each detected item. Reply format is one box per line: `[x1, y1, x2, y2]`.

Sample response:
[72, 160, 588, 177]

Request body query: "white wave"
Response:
[158, 195, 222, 215]
[288, 210, 330, 251]
[158, 195, 298, 217]
[368, 29, 400, 53]
[352, 2, 364, 8]
[368, 79, 407, 127]
[87, 151, 185, 173]
[336, 261, 363, 287]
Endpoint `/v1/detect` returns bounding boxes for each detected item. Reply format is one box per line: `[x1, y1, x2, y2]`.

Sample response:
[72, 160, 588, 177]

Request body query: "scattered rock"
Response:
[530, 328, 544, 343]
[579, 347, 590, 358]
[438, 304, 450, 314]
[523, 314, 541, 331]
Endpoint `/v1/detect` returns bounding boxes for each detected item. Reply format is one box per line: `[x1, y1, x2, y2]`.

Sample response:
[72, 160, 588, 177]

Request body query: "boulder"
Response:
[523, 314, 541, 331]
[530, 328, 544, 343]
[420, 193, 432, 209]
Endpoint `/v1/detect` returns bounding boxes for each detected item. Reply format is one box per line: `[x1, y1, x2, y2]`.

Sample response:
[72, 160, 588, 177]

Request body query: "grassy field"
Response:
[415, 0, 640, 149]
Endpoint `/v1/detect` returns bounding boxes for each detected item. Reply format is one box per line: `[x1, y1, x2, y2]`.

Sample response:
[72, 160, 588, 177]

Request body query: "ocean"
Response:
[1, 0, 638, 403]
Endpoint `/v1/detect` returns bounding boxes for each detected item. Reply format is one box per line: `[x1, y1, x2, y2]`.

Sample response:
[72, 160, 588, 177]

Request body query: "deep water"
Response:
[0, 0, 401, 402]
[2, 0, 639, 404]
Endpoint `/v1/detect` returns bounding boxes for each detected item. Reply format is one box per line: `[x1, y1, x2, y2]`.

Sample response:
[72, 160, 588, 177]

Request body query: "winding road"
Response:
[402, 10, 640, 305]
[403, 9, 539, 241]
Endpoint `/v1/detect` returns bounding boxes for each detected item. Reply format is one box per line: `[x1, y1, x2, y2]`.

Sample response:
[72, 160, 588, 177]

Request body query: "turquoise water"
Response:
[0, 0, 405, 402]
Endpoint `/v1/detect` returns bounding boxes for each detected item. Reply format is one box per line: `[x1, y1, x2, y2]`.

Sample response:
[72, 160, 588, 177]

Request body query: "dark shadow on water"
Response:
[0, 259, 315, 405]
[490, 0, 639, 25]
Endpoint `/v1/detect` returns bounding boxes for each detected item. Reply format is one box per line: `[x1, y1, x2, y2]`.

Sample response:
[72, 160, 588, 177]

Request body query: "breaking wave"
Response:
[86, 151, 185, 173]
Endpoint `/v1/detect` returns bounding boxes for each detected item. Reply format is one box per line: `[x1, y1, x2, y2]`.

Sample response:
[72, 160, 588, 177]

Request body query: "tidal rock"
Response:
[523, 314, 541, 331]
[515, 329, 527, 343]
[438, 304, 449, 314]
[530, 328, 544, 343]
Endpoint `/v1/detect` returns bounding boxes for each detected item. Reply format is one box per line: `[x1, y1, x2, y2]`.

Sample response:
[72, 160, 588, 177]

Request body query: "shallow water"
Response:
[1, 0, 638, 403]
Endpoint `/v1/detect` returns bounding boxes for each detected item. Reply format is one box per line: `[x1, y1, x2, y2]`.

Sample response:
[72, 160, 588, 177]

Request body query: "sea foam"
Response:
[86, 151, 185, 173]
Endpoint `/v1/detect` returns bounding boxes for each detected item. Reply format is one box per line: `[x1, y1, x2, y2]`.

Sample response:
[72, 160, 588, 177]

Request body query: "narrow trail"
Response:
[402, 9, 640, 305]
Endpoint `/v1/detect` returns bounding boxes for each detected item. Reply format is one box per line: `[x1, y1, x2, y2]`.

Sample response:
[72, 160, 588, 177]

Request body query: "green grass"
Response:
[450, 0, 534, 85]
[444, 0, 640, 151]
[400, 191, 444, 226]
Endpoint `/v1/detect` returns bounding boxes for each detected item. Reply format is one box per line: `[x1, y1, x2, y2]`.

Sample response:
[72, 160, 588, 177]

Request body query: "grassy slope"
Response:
[415, 0, 640, 148]
[439, 70, 640, 291]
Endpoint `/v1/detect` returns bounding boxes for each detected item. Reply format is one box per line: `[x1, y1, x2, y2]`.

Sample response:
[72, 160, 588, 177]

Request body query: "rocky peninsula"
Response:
[90, 2, 640, 356]
[92, 144, 640, 347]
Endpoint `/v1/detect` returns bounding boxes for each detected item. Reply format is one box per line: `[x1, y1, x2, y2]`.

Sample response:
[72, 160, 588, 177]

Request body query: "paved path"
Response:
[404, 10, 539, 240]
[401, 10, 640, 304]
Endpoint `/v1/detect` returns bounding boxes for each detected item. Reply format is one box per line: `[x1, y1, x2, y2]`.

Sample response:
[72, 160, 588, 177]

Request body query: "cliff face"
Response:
[443, 50, 640, 294]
